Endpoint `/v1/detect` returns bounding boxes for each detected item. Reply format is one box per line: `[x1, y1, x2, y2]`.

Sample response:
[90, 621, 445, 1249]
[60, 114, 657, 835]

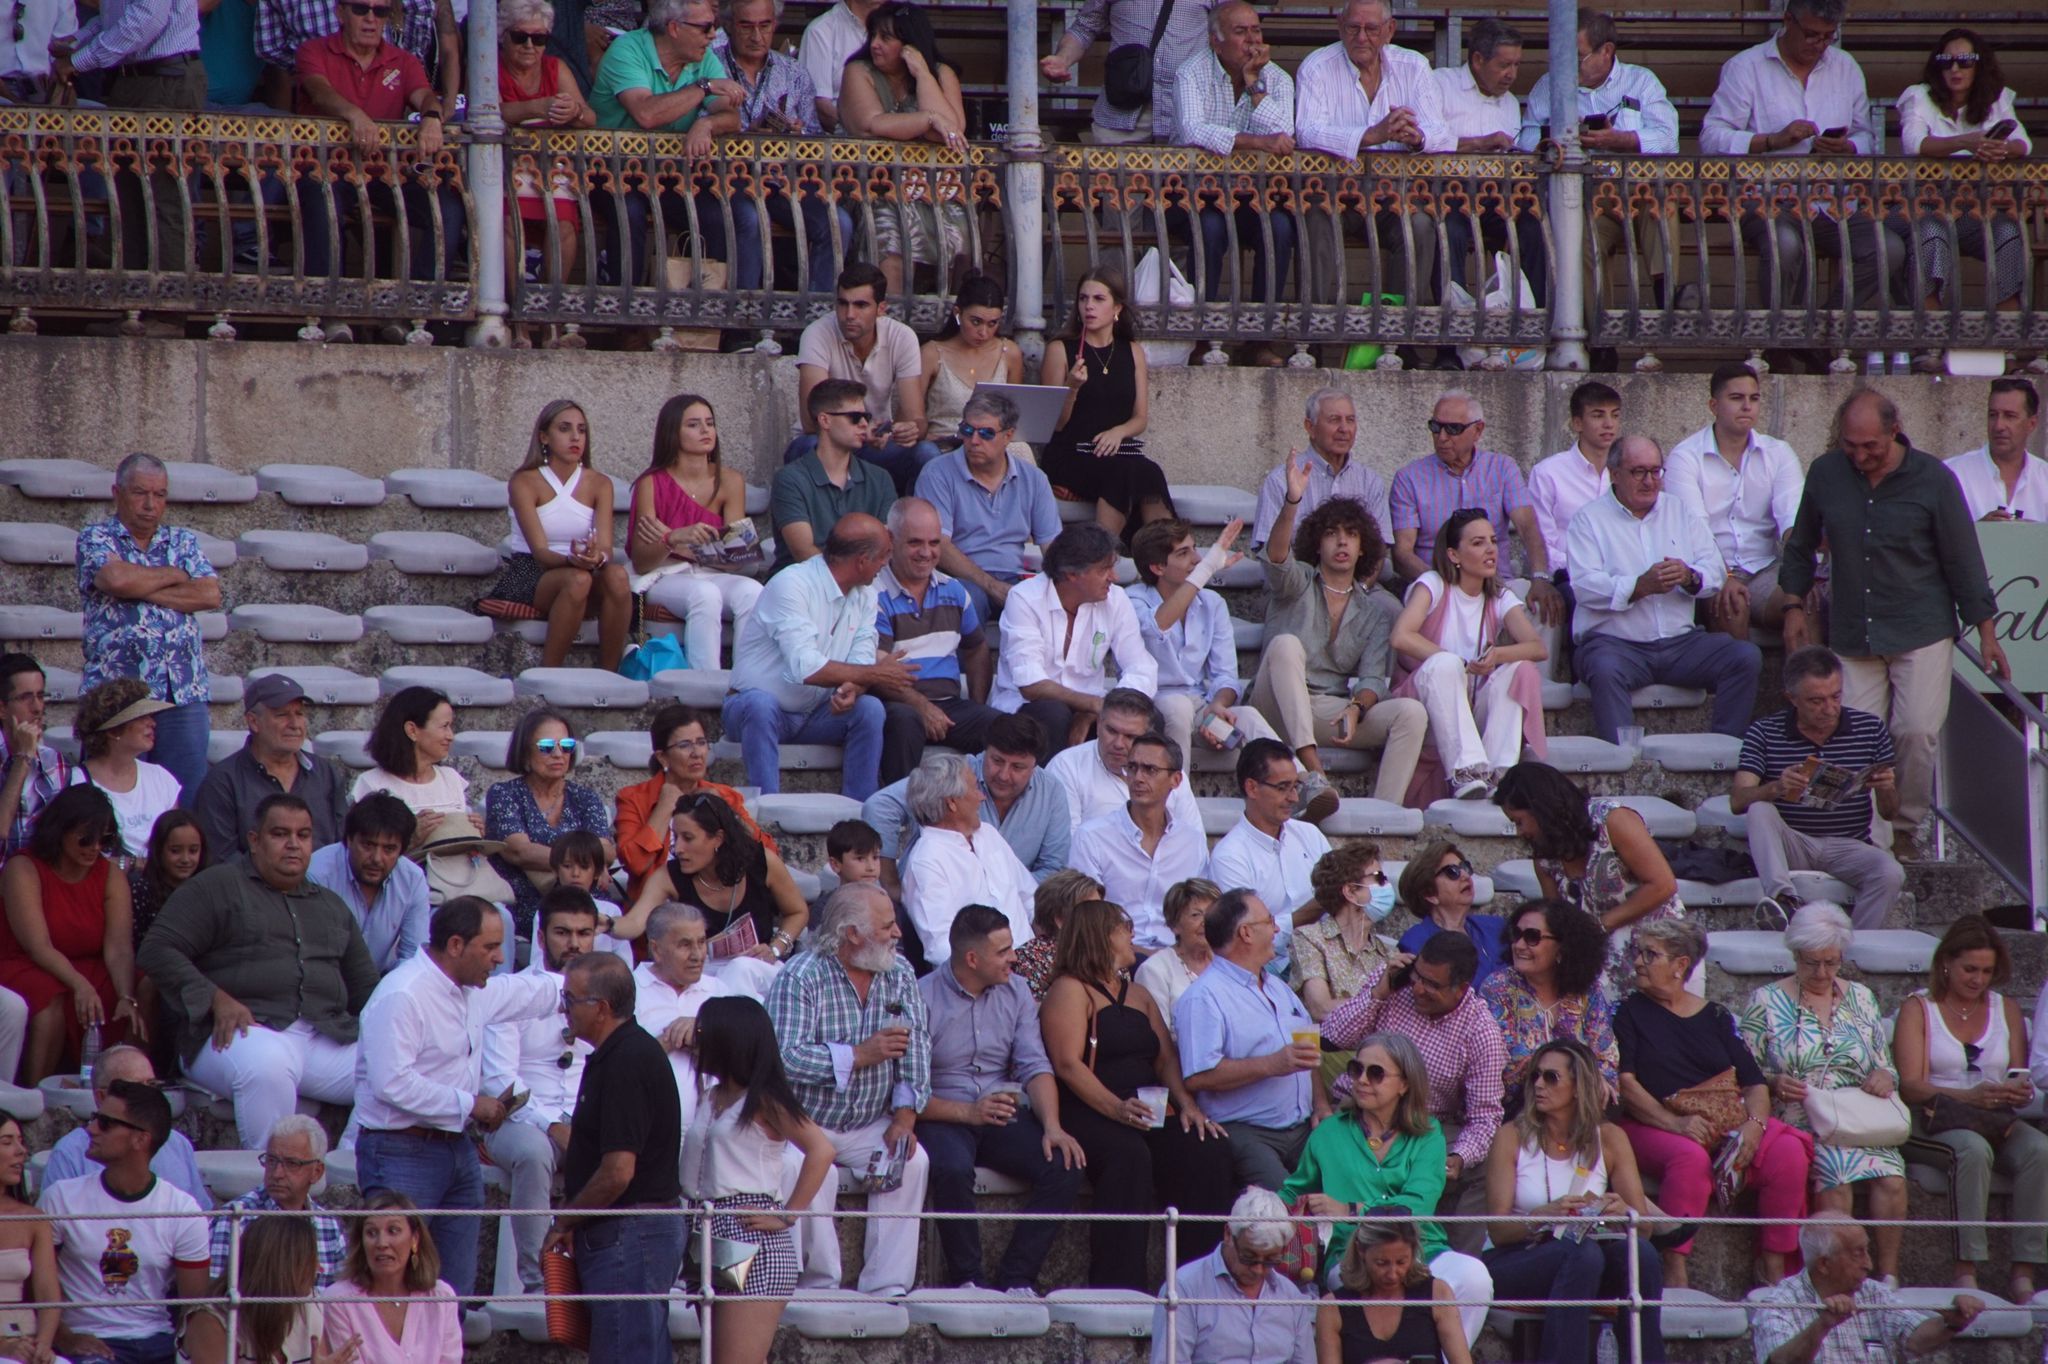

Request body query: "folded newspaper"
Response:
[1797, 760, 1870, 810]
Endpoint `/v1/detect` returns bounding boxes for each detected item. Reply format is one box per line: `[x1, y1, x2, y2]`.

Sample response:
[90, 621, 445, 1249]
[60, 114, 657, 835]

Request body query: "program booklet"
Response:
[695, 517, 764, 567]
[707, 914, 761, 960]
[1798, 760, 1871, 810]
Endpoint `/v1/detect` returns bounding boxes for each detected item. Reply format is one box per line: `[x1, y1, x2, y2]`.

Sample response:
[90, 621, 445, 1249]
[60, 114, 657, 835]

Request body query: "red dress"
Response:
[499, 56, 580, 225]
[0, 855, 122, 1050]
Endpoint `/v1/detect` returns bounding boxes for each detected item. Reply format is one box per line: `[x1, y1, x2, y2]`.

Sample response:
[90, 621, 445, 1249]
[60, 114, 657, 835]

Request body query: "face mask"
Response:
[1364, 884, 1397, 922]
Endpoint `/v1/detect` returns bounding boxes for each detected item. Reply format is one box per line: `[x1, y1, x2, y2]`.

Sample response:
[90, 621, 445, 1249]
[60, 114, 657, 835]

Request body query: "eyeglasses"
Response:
[4, 688, 44, 705]
[1630, 944, 1669, 963]
[1512, 928, 1557, 947]
[825, 409, 873, 424]
[86, 1111, 147, 1133]
[1933, 52, 1981, 68]
[1125, 760, 1173, 778]
[1233, 1247, 1288, 1268]
[560, 989, 599, 1010]
[1347, 871, 1390, 891]
[1436, 862, 1474, 881]
[340, 2, 394, 14]
[1427, 419, 1477, 436]
[535, 737, 579, 753]
[258, 1152, 322, 1172]
[1254, 776, 1303, 797]
[1533, 1066, 1569, 1086]
[672, 17, 718, 32]
[664, 738, 711, 754]
[507, 29, 549, 44]
[956, 423, 1003, 443]
[1621, 466, 1665, 482]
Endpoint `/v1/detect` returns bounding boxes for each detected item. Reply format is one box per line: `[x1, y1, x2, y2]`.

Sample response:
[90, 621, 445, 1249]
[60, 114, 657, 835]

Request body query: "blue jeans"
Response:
[732, 188, 854, 293]
[779, 433, 941, 498]
[355, 1127, 485, 1301]
[1572, 627, 1762, 743]
[146, 696, 212, 801]
[1484, 1235, 1665, 1364]
[301, 178, 469, 281]
[918, 1111, 1084, 1289]
[105, 1333, 175, 1364]
[576, 1212, 685, 1364]
[721, 688, 885, 800]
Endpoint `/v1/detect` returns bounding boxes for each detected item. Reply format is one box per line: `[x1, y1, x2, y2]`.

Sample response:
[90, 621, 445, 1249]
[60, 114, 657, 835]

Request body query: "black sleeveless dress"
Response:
[1339, 1295, 1443, 1363]
[1040, 336, 1176, 537]
[667, 843, 778, 947]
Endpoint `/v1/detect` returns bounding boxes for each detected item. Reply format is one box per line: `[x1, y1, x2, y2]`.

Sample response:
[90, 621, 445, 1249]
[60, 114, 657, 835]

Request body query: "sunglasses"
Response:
[1349, 1062, 1390, 1085]
[956, 423, 1003, 443]
[340, 2, 395, 14]
[1427, 419, 1477, 436]
[1436, 862, 1474, 881]
[1348, 871, 1390, 890]
[1933, 52, 1981, 67]
[825, 409, 873, 424]
[87, 1111, 146, 1133]
[1512, 928, 1557, 947]
[535, 737, 578, 753]
[557, 1026, 576, 1070]
[1533, 1066, 1569, 1086]
[507, 29, 548, 43]
[672, 16, 717, 32]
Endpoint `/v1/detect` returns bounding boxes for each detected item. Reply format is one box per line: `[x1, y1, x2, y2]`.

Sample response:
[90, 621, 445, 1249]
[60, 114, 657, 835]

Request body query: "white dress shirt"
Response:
[1045, 741, 1207, 840]
[989, 571, 1158, 712]
[353, 953, 562, 1133]
[1516, 60, 1679, 153]
[796, 0, 866, 104]
[900, 824, 1039, 967]
[729, 554, 879, 714]
[1566, 489, 1728, 643]
[1946, 446, 2048, 522]
[1435, 65, 1519, 143]
[1700, 39, 1874, 157]
[633, 963, 736, 1131]
[480, 956, 587, 1129]
[1071, 804, 1212, 950]
[1294, 41, 1453, 157]
[1667, 425, 1806, 573]
[1, 0, 76, 77]
[1203, 813, 1331, 969]
[1898, 84, 2032, 157]
[1174, 48, 1297, 157]
[1527, 445, 1612, 576]
[1124, 584, 1243, 704]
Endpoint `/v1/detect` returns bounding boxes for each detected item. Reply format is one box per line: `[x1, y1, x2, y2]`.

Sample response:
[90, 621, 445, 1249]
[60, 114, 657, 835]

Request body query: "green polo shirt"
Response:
[591, 29, 728, 131]
[769, 451, 896, 572]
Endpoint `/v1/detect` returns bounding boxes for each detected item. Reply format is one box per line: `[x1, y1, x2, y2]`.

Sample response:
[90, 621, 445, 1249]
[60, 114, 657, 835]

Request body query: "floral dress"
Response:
[1738, 978, 1905, 1192]
[1534, 797, 1685, 1004]
[1479, 970, 1620, 1097]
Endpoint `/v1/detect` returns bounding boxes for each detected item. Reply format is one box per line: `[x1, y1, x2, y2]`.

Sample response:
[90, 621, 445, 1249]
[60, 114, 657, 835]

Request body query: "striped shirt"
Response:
[1738, 706, 1897, 843]
[1389, 449, 1534, 568]
[874, 566, 983, 701]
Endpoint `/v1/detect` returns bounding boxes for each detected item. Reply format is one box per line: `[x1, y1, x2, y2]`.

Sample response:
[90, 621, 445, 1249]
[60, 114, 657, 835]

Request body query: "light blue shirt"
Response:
[43, 1128, 212, 1210]
[729, 555, 879, 714]
[1516, 59, 1679, 153]
[1148, 1243, 1316, 1364]
[861, 754, 1072, 881]
[913, 450, 1063, 582]
[1174, 955, 1314, 1130]
[1123, 584, 1243, 705]
[307, 842, 431, 974]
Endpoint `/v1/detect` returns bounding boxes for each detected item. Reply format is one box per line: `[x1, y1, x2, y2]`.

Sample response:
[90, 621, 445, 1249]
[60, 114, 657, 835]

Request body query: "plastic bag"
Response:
[1450, 250, 1546, 370]
[1130, 247, 1196, 367]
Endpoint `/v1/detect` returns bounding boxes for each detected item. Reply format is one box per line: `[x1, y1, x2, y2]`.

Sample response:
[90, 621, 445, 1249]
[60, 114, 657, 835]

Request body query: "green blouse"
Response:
[1279, 1113, 1450, 1271]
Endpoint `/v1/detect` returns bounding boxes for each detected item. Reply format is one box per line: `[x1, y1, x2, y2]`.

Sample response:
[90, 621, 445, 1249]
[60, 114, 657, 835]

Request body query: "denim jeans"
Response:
[721, 689, 886, 800]
[146, 696, 213, 801]
[779, 432, 942, 497]
[301, 178, 470, 281]
[732, 187, 854, 293]
[355, 1127, 485, 1300]
[576, 1212, 685, 1364]
[106, 1332, 175, 1364]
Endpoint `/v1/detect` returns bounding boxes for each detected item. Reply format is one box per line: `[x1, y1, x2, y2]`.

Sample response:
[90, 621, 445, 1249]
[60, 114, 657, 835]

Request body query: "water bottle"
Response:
[1595, 1321, 1619, 1364]
[80, 1023, 103, 1088]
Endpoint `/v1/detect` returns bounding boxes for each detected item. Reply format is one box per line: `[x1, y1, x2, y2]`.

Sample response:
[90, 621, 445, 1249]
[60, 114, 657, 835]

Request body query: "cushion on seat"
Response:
[384, 666, 516, 707]
[368, 531, 504, 576]
[1322, 799, 1425, 837]
[1844, 930, 1940, 974]
[1660, 1288, 1748, 1340]
[1490, 859, 1542, 898]
[1677, 878, 1764, 908]
[248, 666, 380, 706]
[1046, 1289, 1154, 1338]
[461, 1309, 494, 1347]
[385, 469, 510, 509]
[755, 793, 863, 834]
[1610, 797, 1697, 839]
[364, 605, 498, 646]
[1694, 794, 1748, 838]
[904, 1288, 1051, 1339]
[781, 1289, 910, 1340]
[228, 604, 364, 643]
[1540, 680, 1574, 711]
[195, 1150, 266, 1201]
[0, 607, 83, 640]
[789, 868, 821, 902]
[1232, 616, 1263, 650]
[0, 522, 79, 564]
[256, 463, 387, 507]
[206, 731, 245, 763]
[6, 458, 117, 499]
[200, 613, 230, 641]
[1788, 871, 1856, 905]
[582, 732, 653, 768]
[1423, 800, 1517, 837]
[744, 484, 769, 517]
[1197, 796, 1240, 836]
[236, 530, 369, 572]
[1171, 484, 1254, 525]
[972, 1166, 1030, 1196]
[196, 533, 238, 567]
[452, 731, 515, 765]
[1545, 735, 1634, 774]
[1571, 682, 1710, 710]
[650, 669, 734, 708]
[1641, 733, 1744, 772]
[515, 669, 651, 710]
[1705, 931, 1794, 975]
[1056, 498, 1093, 523]
[1889, 1289, 2029, 1339]
[0, 1083, 44, 1123]
[507, 618, 597, 647]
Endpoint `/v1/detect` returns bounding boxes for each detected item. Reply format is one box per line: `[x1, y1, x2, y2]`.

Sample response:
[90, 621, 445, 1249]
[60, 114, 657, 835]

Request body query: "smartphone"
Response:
[1821, 126, 1847, 140]
[1989, 119, 2018, 139]
[1388, 960, 1415, 992]
[2008, 1067, 2031, 1082]
[1581, 114, 1610, 131]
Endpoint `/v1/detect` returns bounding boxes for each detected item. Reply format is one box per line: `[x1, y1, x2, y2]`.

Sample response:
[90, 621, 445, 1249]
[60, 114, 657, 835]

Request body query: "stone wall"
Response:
[0, 338, 2027, 486]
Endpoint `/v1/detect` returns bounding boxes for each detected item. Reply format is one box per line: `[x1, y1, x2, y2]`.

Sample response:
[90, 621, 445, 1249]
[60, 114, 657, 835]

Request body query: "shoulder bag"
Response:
[1102, 0, 1177, 112]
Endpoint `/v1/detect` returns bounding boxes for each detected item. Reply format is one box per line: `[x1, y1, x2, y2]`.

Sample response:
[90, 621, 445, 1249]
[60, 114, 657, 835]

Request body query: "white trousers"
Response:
[646, 570, 764, 673]
[183, 1019, 358, 1150]
[1154, 694, 1285, 772]
[782, 1115, 930, 1296]
[1408, 652, 1534, 777]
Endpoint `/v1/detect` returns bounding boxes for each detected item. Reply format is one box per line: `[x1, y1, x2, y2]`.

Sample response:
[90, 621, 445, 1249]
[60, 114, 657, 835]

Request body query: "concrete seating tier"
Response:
[367, 530, 504, 576]
[237, 529, 371, 572]
[228, 604, 364, 643]
[362, 604, 498, 644]
[256, 463, 388, 506]
[387, 665, 518, 707]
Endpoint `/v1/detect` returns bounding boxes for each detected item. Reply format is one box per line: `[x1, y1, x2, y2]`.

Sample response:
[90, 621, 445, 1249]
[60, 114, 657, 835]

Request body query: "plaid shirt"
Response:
[1172, 48, 1294, 156]
[256, 0, 437, 74]
[208, 1190, 347, 1288]
[765, 948, 931, 1133]
[1388, 449, 1535, 570]
[0, 737, 67, 858]
[1750, 1270, 1932, 1364]
[75, 518, 213, 707]
[711, 38, 822, 134]
[1323, 963, 1507, 1167]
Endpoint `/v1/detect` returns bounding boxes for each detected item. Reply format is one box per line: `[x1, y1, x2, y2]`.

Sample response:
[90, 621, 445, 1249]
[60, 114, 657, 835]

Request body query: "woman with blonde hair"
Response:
[183, 1216, 343, 1364]
[318, 1191, 462, 1364]
[1319, 1211, 1473, 1364]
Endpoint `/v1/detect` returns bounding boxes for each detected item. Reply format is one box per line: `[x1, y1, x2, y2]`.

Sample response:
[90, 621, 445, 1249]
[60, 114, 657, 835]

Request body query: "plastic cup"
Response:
[1136, 1085, 1169, 1128]
[1293, 1028, 1322, 1052]
[1616, 725, 1646, 755]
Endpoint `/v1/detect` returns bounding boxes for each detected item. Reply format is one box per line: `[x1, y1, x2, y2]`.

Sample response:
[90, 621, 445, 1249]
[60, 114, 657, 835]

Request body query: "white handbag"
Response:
[1802, 1084, 1911, 1148]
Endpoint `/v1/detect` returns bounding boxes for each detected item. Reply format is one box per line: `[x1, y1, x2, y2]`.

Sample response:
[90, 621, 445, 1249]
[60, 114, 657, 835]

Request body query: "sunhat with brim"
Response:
[86, 697, 175, 733]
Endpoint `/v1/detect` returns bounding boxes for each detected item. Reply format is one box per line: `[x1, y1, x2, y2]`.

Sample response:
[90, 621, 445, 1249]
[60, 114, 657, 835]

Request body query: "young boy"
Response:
[550, 830, 634, 962]
[825, 817, 927, 972]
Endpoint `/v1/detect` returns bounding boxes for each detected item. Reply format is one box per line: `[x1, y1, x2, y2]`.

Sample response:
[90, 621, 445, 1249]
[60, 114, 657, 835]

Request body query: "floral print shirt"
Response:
[76, 517, 214, 704]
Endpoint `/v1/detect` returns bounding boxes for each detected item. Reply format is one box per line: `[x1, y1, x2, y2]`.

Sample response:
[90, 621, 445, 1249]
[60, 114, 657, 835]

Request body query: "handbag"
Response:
[1803, 1085, 1910, 1148]
[1710, 1130, 1749, 1209]
[1101, 0, 1178, 112]
[1664, 1068, 1747, 1142]
[620, 630, 687, 681]
[1920, 1093, 2020, 1142]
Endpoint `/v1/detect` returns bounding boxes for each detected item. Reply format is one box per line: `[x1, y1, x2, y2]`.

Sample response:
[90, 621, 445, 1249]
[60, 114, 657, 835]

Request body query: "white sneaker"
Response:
[1295, 771, 1339, 824]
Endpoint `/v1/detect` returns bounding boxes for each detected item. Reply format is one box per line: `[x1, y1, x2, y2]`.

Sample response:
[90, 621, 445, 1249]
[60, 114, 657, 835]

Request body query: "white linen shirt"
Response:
[1667, 424, 1806, 573]
[633, 963, 736, 1131]
[796, 0, 866, 106]
[1700, 39, 1874, 157]
[1567, 489, 1728, 643]
[1, 0, 76, 77]
[1435, 64, 1519, 143]
[1945, 446, 2048, 522]
[353, 953, 562, 1133]
[1295, 41, 1453, 157]
[989, 571, 1158, 712]
[1527, 445, 1612, 576]
[729, 554, 879, 714]
[1516, 60, 1679, 153]
[1071, 804, 1212, 950]
[1124, 583, 1244, 704]
[480, 956, 586, 1129]
[1898, 83, 2032, 157]
[1203, 814, 1331, 970]
[1174, 48, 1297, 156]
[1046, 741, 1207, 840]
[900, 824, 1039, 966]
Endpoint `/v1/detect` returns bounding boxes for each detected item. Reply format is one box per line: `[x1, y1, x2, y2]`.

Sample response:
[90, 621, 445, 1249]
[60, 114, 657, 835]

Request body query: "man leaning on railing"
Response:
[1750, 1211, 1981, 1364]
[1149, 1187, 1315, 1364]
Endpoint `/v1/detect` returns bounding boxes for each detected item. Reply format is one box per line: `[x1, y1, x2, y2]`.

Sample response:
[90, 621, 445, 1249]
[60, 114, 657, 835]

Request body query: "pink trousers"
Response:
[1619, 1117, 1812, 1255]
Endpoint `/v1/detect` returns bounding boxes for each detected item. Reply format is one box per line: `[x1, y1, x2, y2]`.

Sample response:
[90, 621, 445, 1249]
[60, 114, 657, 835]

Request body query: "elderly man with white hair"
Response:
[1249, 388, 1392, 556]
[206, 1114, 347, 1287]
[1751, 1211, 1982, 1364]
[765, 883, 932, 1297]
[899, 753, 1038, 966]
[633, 903, 738, 1124]
[1151, 1186, 1316, 1363]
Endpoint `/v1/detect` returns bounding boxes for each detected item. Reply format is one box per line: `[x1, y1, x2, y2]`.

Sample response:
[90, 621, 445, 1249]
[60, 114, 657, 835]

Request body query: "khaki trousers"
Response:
[1842, 638, 1951, 835]
[1247, 634, 1428, 803]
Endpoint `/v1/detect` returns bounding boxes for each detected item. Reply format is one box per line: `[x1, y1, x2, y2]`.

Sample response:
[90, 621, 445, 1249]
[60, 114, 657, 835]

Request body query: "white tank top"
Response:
[1916, 989, 2012, 1086]
[681, 1092, 788, 1200]
[1511, 1138, 1609, 1216]
[507, 465, 595, 555]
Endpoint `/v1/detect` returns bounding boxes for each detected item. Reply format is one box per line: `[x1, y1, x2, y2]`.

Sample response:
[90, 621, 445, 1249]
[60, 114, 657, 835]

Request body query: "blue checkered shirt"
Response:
[765, 948, 930, 1132]
[209, 1189, 348, 1288]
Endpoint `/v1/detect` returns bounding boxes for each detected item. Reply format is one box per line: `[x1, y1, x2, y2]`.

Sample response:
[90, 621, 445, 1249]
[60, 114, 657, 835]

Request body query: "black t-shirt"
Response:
[564, 1019, 682, 1207]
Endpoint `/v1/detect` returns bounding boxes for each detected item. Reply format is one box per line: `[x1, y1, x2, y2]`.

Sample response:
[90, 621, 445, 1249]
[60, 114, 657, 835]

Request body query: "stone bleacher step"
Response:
[250, 665, 381, 706]
[389, 665, 517, 707]
[256, 463, 388, 507]
[363, 604, 498, 645]
[237, 530, 371, 572]
[227, 604, 363, 643]
[367, 530, 504, 576]
[0, 458, 257, 504]
[1425, 795, 1695, 839]
[385, 468, 512, 510]
[515, 668, 650, 711]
